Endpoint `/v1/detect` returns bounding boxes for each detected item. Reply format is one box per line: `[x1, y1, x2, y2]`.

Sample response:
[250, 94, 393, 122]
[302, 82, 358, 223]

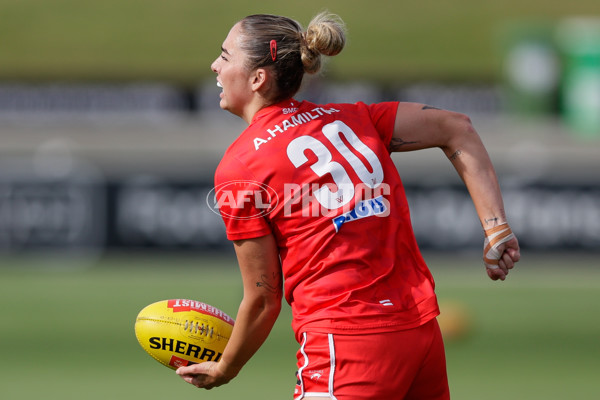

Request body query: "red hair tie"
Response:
[270, 40, 277, 62]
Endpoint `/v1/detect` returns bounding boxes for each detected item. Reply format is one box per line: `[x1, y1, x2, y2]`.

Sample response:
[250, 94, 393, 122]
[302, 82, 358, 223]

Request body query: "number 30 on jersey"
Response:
[286, 120, 384, 209]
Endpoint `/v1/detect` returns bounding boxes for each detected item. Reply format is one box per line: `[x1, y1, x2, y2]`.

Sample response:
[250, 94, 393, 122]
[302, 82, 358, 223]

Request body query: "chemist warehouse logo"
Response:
[207, 180, 279, 219]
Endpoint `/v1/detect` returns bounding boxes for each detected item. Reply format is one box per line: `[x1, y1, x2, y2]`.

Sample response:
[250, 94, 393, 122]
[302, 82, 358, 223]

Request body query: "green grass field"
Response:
[1, 252, 598, 399]
[1, 0, 599, 83]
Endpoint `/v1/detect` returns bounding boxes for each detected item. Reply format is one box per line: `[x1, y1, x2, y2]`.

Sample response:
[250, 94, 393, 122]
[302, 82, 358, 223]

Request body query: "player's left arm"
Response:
[390, 102, 521, 281]
[177, 233, 282, 388]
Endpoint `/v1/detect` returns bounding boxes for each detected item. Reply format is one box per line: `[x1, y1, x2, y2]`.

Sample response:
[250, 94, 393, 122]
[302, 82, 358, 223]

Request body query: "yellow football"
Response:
[135, 299, 234, 370]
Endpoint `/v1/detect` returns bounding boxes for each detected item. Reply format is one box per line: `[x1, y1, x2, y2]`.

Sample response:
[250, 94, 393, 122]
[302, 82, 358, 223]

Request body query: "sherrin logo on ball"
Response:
[135, 299, 234, 370]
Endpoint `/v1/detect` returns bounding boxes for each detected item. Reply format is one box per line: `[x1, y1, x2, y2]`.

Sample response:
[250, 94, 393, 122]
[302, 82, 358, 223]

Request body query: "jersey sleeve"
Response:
[214, 156, 273, 241]
[365, 101, 400, 147]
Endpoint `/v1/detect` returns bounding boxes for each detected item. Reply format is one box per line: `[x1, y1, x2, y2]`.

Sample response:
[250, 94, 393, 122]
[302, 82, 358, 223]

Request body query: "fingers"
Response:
[176, 362, 217, 389]
[486, 266, 506, 281]
[176, 372, 215, 390]
[499, 250, 515, 270]
[176, 367, 200, 388]
[507, 248, 521, 262]
[176, 363, 208, 377]
[505, 238, 521, 263]
[486, 247, 520, 281]
[486, 249, 513, 281]
[483, 231, 521, 282]
[179, 373, 203, 388]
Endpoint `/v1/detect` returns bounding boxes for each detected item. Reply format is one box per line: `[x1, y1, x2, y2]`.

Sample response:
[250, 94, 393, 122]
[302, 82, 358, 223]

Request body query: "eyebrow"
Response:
[221, 46, 230, 55]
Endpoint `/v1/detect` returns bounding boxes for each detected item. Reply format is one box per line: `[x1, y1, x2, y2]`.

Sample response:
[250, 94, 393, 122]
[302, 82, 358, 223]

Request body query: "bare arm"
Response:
[391, 102, 520, 280]
[177, 233, 282, 388]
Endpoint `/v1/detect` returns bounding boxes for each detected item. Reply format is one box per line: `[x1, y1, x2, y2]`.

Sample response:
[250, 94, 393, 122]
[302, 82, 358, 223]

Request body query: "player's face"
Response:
[211, 23, 254, 118]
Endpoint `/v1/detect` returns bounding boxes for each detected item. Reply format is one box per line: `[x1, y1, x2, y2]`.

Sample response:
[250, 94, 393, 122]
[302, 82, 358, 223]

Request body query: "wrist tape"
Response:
[483, 223, 514, 268]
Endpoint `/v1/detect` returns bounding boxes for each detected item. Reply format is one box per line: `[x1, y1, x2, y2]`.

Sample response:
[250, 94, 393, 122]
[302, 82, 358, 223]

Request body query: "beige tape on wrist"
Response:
[483, 223, 515, 268]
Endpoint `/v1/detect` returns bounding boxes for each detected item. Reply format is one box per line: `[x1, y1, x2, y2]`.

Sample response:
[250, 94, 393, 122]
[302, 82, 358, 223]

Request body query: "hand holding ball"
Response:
[135, 299, 234, 370]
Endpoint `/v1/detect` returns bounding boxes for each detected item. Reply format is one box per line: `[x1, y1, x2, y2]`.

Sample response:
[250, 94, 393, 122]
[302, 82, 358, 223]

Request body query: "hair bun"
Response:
[301, 12, 346, 74]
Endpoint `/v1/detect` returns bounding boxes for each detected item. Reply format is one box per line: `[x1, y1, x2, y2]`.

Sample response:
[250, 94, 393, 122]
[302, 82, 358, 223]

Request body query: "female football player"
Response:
[177, 12, 520, 399]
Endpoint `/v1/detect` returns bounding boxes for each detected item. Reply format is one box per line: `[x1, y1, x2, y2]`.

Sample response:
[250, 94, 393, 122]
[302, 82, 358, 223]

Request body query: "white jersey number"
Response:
[286, 120, 384, 209]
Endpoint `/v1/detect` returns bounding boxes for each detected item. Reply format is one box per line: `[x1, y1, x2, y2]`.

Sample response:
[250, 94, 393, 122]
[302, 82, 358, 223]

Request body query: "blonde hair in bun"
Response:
[301, 12, 346, 74]
[238, 11, 346, 102]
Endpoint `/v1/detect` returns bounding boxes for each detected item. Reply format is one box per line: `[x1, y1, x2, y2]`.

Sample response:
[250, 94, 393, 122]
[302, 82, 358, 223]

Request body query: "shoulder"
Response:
[215, 154, 246, 185]
[317, 101, 399, 122]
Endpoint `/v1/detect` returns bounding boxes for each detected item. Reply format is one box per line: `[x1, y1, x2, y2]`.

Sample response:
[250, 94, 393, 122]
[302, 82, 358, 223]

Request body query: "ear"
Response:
[250, 68, 269, 93]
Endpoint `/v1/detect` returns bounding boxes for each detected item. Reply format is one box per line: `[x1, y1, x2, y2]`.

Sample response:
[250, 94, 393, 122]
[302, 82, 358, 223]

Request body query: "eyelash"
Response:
[220, 55, 228, 61]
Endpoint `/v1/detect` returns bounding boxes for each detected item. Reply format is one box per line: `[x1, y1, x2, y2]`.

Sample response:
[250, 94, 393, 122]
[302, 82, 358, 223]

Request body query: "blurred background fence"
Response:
[1, 0, 599, 257]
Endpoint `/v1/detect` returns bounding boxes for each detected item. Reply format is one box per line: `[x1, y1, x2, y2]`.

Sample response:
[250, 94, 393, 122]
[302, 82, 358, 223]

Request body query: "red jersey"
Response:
[214, 99, 439, 340]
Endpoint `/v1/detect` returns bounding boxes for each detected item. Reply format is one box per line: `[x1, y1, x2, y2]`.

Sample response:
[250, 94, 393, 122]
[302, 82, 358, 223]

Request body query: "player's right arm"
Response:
[388, 102, 520, 280]
[177, 233, 282, 389]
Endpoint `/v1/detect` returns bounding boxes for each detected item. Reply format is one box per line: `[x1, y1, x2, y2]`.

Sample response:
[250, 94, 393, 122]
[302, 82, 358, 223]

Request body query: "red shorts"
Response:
[293, 318, 449, 400]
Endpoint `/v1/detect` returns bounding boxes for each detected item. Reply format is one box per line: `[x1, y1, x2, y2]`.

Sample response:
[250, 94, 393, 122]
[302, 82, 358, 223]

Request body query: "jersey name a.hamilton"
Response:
[215, 99, 439, 340]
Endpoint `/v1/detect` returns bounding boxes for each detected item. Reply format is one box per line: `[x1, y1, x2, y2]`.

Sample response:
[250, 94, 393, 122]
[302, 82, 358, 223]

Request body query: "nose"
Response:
[211, 57, 219, 73]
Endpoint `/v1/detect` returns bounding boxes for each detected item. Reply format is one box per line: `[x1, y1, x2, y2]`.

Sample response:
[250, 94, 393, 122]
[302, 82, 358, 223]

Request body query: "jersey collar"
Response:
[251, 99, 301, 124]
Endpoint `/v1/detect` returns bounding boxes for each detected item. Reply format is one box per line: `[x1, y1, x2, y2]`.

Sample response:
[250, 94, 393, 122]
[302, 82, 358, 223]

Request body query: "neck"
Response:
[240, 96, 273, 124]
